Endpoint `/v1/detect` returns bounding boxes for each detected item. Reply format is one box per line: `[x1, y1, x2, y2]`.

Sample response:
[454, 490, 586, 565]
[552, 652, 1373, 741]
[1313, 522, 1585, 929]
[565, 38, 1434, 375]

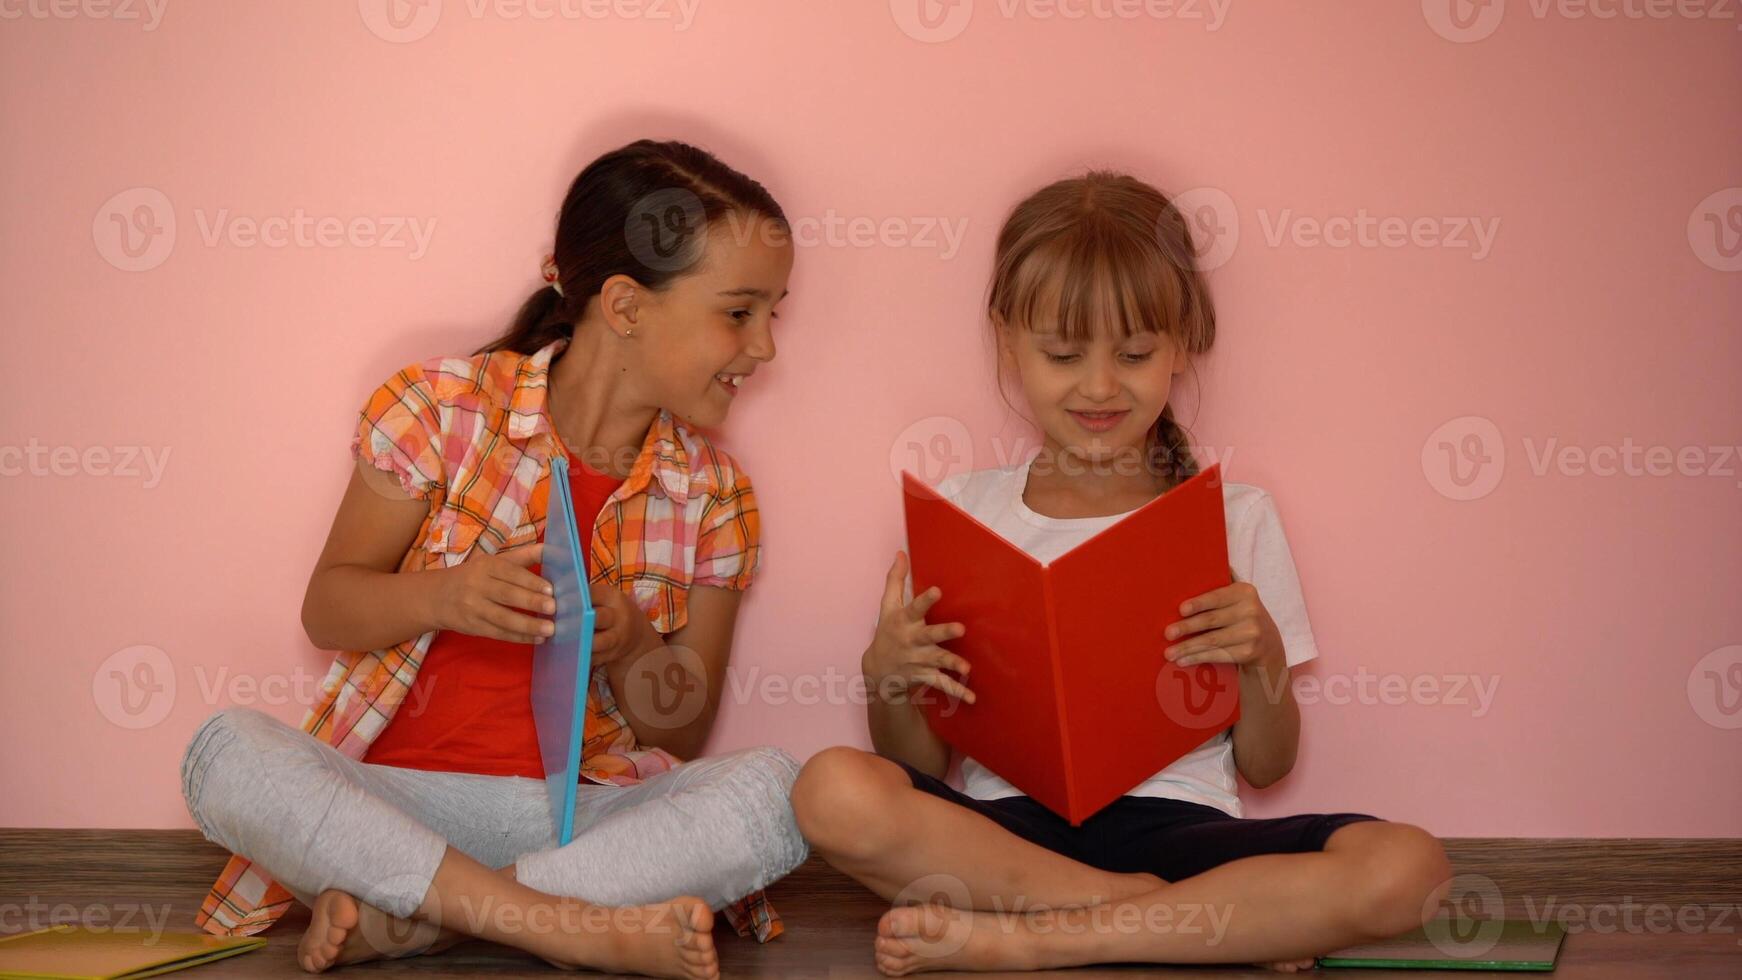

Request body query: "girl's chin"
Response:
[677, 400, 731, 429]
[1048, 433, 1144, 457]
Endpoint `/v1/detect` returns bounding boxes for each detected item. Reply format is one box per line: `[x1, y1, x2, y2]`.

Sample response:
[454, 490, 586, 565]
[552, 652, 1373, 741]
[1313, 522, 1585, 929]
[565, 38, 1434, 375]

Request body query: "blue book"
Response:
[530, 455, 597, 846]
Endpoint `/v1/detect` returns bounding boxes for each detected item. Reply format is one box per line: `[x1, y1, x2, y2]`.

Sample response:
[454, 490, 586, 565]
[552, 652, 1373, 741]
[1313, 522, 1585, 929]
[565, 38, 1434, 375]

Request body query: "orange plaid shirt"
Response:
[195, 337, 780, 939]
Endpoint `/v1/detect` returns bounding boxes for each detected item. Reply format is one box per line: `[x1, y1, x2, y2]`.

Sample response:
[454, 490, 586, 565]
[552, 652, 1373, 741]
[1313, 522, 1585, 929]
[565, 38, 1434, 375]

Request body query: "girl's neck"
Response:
[545, 322, 657, 480]
[1024, 439, 1166, 518]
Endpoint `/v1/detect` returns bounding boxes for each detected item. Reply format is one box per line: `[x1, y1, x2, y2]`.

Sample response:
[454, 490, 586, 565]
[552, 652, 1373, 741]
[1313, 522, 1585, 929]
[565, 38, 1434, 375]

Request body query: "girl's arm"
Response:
[1164, 580, 1300, 788]
[865, 662, 953, 778]
[301, 459, 441, 651]
[602, 584, 744, 761]
[1228, 649, 1300, 788]
[302, 459, 555, 652]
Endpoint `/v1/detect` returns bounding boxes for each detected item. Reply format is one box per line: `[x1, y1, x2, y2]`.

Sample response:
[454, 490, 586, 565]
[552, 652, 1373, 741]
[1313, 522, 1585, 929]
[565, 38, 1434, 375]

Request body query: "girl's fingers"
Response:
[588, 581, 617, 605]
[1167, 627, 1250, 665]
[489, 579, 556, 617]
[880, 552, 909, 615]
[907, 586, 943, 620]
[483, 603, 554, 642]
[496, 543, 545, 568]
[493, 561, 553, 597]
[1166, 606, 1234, 640]
[914, 668, 976, 704]
[920, 646, 972, 677]
[919, 621, 966, 647]
[1179, 581, 1254, 617]
[1173, 646, 1242, 668]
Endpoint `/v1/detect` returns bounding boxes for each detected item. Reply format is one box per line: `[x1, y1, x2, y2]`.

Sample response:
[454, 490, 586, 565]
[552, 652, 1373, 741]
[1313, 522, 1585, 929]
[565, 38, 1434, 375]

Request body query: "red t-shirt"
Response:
[364, 454, 622, 777]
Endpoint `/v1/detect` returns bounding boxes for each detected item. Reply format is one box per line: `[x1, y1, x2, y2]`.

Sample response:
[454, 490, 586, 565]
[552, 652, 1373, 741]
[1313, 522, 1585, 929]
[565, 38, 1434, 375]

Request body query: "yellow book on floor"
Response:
[0, 925, 265, 980]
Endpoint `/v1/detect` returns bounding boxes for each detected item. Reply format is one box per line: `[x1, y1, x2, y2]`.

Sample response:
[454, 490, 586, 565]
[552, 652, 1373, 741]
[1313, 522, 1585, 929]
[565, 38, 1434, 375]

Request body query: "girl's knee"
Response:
[790, 747, 904, 857]
[180, 707, 268, 837]
[736, 744, 803, 787]
[1339, 822, 1454, 938]
[179, 707, 310, 836]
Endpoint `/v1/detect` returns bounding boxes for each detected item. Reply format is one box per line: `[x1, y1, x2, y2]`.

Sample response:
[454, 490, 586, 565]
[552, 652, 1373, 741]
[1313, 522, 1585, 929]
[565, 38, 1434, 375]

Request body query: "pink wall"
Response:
[2, 1, 1738, 837]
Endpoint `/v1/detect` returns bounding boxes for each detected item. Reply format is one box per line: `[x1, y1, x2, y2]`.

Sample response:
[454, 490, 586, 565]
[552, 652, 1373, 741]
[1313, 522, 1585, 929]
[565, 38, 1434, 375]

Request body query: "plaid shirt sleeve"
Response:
[351, 361, 445, 500]
[692, 460, 760, 591]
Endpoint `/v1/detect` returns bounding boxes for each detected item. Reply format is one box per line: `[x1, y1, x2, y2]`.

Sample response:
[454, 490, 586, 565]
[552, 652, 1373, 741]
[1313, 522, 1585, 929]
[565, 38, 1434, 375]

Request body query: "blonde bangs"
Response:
[990, 174, 1209, 353]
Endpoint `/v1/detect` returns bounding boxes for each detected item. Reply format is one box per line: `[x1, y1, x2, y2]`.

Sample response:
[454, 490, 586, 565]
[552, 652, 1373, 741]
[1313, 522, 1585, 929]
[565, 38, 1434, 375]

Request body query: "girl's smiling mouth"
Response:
[1067, 409, 1129, 432]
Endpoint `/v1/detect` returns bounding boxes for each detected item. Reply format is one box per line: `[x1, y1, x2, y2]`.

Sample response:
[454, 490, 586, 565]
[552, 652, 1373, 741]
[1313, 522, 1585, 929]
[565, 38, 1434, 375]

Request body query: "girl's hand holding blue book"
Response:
[429, 541, 657, 666]
[861, 550, 975, 707]
[430, 542, 557, 645]
[1163, 579, 1285, 673]
[585, 579, 661, 667]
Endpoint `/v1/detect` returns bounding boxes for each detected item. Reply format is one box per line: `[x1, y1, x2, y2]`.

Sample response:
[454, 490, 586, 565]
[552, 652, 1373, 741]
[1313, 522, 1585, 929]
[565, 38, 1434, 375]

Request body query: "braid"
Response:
[1148, 404, 1200, 490]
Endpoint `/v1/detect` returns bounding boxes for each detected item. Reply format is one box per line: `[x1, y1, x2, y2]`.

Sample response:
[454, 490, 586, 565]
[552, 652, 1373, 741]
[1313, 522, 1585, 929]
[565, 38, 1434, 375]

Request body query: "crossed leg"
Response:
[789, 747, 1452, 975]
[182, 708, 804, 978]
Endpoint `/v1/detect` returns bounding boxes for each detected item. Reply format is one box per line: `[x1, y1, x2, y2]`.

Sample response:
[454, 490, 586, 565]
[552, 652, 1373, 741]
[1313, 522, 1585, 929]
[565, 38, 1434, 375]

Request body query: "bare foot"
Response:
[296, 889, 461, 973]
[537, 896, 719, 980]
[874, 903, 1036, 976]
[873, 902, 1320, 976]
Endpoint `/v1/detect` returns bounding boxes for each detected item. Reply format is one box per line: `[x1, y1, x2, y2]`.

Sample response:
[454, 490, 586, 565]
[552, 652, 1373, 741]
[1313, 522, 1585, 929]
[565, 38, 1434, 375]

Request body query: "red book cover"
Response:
[901, 463, 1241, 825]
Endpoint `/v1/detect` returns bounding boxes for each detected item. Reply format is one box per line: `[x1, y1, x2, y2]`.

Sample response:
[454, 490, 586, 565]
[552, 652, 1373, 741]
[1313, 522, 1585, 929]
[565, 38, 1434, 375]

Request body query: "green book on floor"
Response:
[0, 925, 265, 980]
[1317, 919, 1566, 971]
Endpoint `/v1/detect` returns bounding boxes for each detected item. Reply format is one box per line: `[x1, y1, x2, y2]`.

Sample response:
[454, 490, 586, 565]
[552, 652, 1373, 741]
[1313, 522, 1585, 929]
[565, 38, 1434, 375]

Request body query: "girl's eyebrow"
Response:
[717, 287, 790, 301]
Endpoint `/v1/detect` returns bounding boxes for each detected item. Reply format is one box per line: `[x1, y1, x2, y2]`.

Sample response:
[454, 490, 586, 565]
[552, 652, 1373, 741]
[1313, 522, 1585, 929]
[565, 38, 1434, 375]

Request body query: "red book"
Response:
[901, 463, 1241, 825]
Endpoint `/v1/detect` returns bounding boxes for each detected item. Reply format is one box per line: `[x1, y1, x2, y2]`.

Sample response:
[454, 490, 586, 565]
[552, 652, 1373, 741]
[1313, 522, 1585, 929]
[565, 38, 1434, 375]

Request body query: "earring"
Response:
[624, 328, 635, 338]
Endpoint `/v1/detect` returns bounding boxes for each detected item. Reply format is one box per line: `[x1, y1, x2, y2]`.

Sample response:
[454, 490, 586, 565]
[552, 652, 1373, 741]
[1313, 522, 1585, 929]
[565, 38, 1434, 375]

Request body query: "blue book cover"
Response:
[530, 455, 597, 846]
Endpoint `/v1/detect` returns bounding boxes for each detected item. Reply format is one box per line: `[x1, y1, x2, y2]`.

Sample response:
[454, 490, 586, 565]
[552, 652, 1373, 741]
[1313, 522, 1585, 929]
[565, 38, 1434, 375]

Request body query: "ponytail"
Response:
[495, 283, 573, 357]
[478, 139, 788, 356]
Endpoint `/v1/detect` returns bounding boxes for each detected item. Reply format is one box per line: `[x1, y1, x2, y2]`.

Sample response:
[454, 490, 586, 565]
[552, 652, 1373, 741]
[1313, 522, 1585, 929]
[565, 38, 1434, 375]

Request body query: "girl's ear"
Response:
[599, 274, 644, 337]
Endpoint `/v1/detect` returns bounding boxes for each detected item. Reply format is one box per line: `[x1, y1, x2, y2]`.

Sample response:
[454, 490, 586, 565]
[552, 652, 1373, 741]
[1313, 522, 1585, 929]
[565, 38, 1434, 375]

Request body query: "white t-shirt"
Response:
[927, 458, 1319, 818]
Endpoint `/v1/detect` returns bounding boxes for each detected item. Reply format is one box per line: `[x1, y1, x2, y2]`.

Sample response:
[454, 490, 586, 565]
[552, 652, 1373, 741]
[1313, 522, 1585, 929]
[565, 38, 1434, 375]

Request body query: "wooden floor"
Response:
[1, 831, 1738, 978]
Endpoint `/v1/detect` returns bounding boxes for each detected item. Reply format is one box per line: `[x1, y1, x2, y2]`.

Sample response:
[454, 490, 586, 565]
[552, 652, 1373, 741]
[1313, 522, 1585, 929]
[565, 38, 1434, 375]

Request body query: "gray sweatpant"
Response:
[179, 706, 809, 921]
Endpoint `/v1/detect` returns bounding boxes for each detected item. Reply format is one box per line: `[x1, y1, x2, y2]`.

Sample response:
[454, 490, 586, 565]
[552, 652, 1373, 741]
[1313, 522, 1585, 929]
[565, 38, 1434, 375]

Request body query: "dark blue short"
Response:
[896, 760, 1381, 883]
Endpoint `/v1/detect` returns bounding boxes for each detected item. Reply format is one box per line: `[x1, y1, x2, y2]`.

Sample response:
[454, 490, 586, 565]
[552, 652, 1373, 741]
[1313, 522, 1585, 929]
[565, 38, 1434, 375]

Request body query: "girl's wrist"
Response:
[417, 566, 454, 635]
[628, 602, 663, 658]
[1239, 634, 1289, 679]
